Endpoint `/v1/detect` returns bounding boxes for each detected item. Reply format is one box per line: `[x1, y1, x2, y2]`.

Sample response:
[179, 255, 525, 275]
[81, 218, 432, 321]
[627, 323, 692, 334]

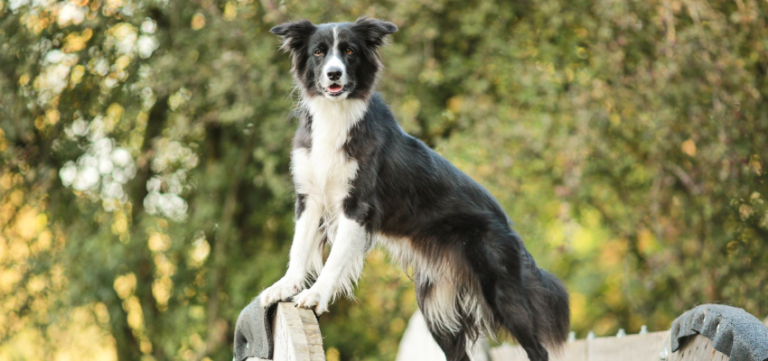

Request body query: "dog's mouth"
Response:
[327, 83, 346, 96]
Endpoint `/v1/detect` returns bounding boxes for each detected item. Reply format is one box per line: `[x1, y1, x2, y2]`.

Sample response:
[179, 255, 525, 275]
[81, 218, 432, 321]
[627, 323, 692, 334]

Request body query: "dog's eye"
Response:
[346, 48, 353, 55]
[314, 49, 323, 56]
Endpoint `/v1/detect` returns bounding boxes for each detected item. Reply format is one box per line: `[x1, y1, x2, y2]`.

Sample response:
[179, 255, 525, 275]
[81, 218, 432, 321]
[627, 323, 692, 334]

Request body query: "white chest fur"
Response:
[291, 97, 368, 241]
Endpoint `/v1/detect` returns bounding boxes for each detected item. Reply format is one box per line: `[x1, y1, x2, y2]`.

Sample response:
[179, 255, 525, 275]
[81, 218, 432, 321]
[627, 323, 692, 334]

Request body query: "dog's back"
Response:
[353, 94, 570, 361]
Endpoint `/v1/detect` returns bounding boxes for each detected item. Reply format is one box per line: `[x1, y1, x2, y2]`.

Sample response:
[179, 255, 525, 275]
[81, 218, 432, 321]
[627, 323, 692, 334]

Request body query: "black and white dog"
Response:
[260, 17, 570, 361]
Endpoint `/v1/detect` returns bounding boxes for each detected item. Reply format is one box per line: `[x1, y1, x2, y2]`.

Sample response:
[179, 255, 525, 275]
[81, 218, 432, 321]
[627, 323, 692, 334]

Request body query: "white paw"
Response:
[259, 278, 303, 307]
[294, 288, 330, 314]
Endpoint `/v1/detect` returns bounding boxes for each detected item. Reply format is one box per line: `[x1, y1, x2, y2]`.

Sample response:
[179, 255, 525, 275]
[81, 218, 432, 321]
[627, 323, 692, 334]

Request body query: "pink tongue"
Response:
[329, 84, 342, 93]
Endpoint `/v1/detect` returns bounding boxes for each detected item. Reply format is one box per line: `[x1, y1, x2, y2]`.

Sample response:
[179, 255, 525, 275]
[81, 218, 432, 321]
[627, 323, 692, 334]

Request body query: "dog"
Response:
[259, 17, 570, 361]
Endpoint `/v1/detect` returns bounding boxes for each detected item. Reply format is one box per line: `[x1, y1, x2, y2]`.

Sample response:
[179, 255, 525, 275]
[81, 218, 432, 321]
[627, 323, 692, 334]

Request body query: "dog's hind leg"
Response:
[426, 326, 471, 361]
[473, 237, 549, 361]
[416, 279, 472, 361]
[493, 284, 548, 361]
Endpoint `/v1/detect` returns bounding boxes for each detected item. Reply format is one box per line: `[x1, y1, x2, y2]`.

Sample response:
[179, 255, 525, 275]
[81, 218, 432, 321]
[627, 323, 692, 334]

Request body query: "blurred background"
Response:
[1, 0, 767, 360]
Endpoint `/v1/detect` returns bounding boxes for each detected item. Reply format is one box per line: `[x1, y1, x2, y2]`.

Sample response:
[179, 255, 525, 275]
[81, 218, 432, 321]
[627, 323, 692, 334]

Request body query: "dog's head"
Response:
[271, 17, 397, 101]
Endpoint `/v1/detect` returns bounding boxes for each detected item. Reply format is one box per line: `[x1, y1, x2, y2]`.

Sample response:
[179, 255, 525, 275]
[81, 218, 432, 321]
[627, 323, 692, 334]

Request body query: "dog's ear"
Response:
[351, 17, 398, 48]
[270, 20, 317, 52]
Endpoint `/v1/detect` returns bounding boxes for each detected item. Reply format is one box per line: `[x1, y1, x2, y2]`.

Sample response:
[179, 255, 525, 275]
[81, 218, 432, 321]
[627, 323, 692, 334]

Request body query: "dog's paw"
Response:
[259, 278, 303, 307]
[294, 288, 330, 314]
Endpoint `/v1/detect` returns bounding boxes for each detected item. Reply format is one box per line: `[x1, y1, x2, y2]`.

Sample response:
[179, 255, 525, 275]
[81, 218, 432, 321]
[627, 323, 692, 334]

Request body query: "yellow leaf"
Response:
[19, 73, 30, 86]
[739, 204, 753, 220]
[70, 65, 85, 85]
[749, 155, 762, 175]
[447, 96, 463, 113]
[152, 276, 173, 309]
[111, 211, 128, 235]
[94, 302, 111, 324]
[105, 103, 124, 132]
[148, 233, 170, 252]
[681, 139, 696, 157]
[637, 228, 658, 254]
[223, 1, 237, 21]
[81, 28, 93, 41]
[125, 296, 144, 331]
[45, 109, 60, 125]
[63, 31, 88, 53]
[326, 347, 340, 361]
[610, 113, 621, 126]
[113, 273, 136, 299]
[191, 13, 206, 30]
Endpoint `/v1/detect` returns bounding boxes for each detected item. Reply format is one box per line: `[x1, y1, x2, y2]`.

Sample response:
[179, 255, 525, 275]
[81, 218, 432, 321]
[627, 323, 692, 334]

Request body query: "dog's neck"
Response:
[303, 96, 368, 147]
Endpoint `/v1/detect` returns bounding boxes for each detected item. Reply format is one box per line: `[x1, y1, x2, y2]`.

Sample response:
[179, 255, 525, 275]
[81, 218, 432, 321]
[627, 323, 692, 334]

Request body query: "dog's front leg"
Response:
[260, 195, 324, 306]
[294, 214, 366, 314]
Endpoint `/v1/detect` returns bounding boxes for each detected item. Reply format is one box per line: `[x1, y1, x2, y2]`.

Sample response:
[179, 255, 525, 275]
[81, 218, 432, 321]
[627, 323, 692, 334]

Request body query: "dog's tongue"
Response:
[329, 84, 343, 94]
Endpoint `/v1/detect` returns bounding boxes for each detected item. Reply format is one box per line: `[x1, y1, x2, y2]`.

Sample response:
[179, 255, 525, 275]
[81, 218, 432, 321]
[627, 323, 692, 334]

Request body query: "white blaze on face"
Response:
[321, 26, 347, 91]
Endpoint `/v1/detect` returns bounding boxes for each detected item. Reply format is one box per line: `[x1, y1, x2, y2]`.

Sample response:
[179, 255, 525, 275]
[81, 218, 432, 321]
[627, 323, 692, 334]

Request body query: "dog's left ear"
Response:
[270, 19, 317, 52]
[351, 17, 398, 48]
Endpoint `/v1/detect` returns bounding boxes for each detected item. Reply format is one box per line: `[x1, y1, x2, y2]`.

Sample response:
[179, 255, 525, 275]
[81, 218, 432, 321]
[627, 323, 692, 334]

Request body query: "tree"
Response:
[1, 0, 766, 360]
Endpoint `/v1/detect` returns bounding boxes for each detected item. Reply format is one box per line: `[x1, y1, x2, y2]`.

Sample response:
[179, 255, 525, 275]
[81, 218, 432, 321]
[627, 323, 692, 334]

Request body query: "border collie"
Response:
[259, 17, 570, 361]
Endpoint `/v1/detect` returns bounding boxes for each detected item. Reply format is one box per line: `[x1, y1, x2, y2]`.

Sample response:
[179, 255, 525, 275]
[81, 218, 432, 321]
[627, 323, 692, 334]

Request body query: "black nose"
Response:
[327, 68, 342, 81]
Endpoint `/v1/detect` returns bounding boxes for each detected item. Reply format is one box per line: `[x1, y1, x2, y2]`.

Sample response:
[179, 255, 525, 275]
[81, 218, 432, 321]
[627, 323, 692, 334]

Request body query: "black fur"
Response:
[273, 17, 569, 361]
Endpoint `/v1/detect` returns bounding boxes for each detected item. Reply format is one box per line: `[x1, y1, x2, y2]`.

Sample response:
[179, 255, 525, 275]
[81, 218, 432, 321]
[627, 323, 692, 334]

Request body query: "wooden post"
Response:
[489, 330, 729, 361]
[271, 302, 325, 361]
[587, 331, 667, 361]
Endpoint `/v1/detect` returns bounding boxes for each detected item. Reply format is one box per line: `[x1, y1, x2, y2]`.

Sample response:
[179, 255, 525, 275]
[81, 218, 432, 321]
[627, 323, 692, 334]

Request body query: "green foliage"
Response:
[1, 0, 767, 360]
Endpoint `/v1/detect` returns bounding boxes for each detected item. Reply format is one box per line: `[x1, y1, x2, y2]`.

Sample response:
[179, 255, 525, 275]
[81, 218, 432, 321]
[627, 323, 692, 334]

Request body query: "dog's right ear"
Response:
[351, 17, 398, 48]
[270, 20, 317, 52]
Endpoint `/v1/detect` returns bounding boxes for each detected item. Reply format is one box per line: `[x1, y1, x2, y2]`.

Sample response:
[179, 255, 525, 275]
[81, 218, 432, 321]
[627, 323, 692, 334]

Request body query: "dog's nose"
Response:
[327, 68, 342, 81]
